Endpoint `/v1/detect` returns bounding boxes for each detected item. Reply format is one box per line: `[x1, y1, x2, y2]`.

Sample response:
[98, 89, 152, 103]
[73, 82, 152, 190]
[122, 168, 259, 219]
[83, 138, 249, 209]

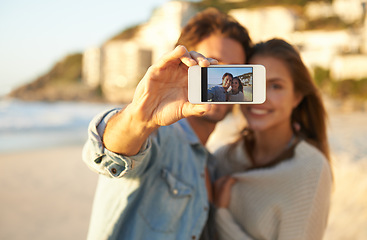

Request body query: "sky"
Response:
[0, 0, 171, 96]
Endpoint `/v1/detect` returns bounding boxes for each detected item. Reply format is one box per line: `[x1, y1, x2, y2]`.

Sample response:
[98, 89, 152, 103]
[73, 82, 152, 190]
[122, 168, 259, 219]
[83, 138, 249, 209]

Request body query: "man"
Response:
[207, 72, 233, 102]
[83, 8, 251, 240]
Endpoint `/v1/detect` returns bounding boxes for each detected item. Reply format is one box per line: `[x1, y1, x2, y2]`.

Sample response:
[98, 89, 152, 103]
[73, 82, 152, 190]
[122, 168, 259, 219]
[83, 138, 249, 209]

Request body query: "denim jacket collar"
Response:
[178, 119, 201, 145]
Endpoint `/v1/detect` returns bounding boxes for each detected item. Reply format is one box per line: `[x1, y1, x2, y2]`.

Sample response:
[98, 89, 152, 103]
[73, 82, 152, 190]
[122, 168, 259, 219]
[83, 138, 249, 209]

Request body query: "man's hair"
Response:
[222, 72, 233, 80]
[176, 8, 252, 59]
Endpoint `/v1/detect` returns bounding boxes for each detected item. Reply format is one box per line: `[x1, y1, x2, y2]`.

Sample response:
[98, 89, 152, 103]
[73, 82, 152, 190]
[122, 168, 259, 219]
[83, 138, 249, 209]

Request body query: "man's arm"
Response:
[102, 45, 214, 156]
[207, 86, 217, 102]
[83, 46, 216, 177]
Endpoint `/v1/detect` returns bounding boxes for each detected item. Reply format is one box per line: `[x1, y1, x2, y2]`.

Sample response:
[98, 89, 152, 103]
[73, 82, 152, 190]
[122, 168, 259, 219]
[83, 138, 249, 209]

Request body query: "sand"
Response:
[324, 153, 367, 239]
[1, 111, 366, 239]
[0, 145, 98, 240]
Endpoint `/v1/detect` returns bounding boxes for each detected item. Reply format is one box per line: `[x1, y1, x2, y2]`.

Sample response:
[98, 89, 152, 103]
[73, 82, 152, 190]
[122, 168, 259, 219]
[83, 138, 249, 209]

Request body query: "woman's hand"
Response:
[214, 176, 237, 208]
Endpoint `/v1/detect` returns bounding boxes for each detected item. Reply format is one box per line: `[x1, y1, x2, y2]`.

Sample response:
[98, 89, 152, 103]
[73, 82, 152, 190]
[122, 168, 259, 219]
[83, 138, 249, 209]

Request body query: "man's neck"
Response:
[187, 116, 217, 145]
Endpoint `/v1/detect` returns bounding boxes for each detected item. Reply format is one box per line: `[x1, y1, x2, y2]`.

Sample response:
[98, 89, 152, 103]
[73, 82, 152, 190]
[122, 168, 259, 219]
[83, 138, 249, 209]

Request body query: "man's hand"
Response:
[103, 45, 217, 156]
[132, 45, 216, 127]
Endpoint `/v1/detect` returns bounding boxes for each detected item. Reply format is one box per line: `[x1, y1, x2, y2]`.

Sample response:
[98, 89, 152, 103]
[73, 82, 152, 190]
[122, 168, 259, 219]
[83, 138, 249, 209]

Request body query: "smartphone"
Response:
[188, 64, 266, 104]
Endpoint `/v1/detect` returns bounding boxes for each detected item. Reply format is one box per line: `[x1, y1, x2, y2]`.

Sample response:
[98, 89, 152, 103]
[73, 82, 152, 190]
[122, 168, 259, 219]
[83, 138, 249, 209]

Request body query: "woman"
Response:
[212, 39, 333, 240]
[227, 77, 245, 102]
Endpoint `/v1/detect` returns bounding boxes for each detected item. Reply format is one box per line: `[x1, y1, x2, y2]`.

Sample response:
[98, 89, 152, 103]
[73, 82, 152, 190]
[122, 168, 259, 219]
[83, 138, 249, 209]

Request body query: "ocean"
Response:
[1, 98, 366, 160]
[0, 99, 117, 153]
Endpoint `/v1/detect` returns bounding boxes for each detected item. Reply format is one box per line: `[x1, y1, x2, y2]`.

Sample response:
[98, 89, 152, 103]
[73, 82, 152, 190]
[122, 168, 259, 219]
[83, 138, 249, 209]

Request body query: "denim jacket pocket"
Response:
[138, 168, 193, 233]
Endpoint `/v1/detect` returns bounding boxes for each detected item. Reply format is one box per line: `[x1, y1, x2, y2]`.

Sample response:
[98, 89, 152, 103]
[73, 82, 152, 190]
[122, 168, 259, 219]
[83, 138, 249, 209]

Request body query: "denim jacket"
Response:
[207, 86, 226, 102]
[82, 108, 211, 240]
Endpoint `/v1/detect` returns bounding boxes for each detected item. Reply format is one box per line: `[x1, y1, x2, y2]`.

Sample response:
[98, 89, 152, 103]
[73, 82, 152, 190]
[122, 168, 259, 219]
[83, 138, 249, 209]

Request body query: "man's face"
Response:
[194, 34, 246, 122]
[195, 34, 245, 65]
[222, 75, 232, 88]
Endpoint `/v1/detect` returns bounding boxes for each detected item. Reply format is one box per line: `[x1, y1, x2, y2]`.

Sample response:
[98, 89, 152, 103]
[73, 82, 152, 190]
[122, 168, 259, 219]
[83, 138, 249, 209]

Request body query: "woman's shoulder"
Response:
[292, 140, 332, 182]
[294, 140, 328, 166]
[213, 139, 252, 177]
[214, 138, 245, 157]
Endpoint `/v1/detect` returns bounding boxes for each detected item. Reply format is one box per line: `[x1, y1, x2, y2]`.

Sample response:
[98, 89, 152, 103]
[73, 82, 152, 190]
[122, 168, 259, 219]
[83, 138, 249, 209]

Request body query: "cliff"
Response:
[8, 53, 105, 102]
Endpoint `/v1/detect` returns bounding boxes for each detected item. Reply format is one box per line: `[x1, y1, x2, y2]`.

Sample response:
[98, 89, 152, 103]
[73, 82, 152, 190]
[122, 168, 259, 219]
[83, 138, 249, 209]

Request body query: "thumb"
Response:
[182, 103, 212, 118]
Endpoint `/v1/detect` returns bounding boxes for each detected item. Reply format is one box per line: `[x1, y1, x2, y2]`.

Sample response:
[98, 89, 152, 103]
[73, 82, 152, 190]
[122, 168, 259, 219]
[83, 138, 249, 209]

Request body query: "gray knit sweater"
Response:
[213, 140, 333, 240]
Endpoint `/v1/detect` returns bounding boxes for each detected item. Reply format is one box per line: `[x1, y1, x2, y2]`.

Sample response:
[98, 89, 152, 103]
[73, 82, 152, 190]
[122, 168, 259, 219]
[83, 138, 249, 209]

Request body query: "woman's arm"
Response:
[278, 159, 332, 239]
[214, 176, 254, 240]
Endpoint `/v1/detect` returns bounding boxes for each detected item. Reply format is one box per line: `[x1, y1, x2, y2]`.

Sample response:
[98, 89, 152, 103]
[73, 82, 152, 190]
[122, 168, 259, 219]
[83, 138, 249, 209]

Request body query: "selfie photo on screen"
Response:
[206, 67, 253, 102]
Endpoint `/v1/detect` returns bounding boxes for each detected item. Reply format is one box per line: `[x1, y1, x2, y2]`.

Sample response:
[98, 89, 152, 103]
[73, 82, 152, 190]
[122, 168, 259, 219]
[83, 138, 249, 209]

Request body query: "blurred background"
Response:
[1, 0, 366, 239]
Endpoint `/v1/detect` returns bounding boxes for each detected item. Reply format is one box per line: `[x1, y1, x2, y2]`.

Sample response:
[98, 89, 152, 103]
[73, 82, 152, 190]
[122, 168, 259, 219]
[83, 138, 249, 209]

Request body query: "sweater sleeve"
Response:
[215, 208, 254, 240]
[278, 157, 333, 240]
[301, 160, 332, 239]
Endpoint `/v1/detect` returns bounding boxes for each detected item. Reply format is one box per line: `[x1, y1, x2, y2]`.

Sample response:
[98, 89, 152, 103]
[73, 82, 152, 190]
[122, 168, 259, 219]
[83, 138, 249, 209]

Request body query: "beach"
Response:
[324, 111, 367, 239]
[0, 145, 97, 240]
[0, 100, 366, 239]
[0, 100, 111, 239]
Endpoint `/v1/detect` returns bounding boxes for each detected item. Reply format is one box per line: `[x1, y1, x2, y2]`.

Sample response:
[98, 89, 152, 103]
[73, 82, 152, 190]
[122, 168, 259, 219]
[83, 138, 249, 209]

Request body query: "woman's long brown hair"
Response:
[248, 38, 331, 162]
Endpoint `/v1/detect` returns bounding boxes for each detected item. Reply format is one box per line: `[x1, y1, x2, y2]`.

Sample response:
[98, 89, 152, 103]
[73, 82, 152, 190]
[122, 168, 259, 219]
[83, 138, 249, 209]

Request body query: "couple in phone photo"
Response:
[207, 72, 251, 102]
[82, 7, 332, 240]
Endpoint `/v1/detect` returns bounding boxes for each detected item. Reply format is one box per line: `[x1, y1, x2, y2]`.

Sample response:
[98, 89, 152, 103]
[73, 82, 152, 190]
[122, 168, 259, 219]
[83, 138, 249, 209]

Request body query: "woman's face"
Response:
[231, 78, 240, 92]
[241, 55, 302, 132]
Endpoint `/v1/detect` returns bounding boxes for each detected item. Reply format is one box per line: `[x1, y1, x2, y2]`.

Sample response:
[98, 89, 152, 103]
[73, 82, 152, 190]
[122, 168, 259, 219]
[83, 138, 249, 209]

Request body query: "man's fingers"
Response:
[153, 46, 219, 70]
[180, 48, 219, 67]
[154, 45, 195, 69]
[182, 103, 211, 118]
[180, 46, 198, 67]
[189, 51, 211, 67]
[207, 58, 219, 65]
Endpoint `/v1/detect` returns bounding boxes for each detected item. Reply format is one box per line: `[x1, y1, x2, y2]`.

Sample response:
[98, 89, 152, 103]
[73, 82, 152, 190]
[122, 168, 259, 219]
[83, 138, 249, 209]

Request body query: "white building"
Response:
[229, 7, 298, 43]
[83, 1, 196, 103]
[82, 47, 101, 89]
[304, 2, 334, 20]
[83, 1, 367, 102]
[291, 30, 352, 69]
[333, 0, 366, 24]
[331, 55, 367, 81]
[230, 4, 367, 81]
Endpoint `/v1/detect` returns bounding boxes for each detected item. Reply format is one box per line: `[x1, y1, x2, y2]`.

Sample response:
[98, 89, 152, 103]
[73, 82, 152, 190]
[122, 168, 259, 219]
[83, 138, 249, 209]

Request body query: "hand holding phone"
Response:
[188, 65, 266, 104]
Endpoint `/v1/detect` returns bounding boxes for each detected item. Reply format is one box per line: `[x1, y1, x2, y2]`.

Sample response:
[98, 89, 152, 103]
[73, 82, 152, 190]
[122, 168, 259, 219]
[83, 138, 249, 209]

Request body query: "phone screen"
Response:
[201, 66, 253, 102]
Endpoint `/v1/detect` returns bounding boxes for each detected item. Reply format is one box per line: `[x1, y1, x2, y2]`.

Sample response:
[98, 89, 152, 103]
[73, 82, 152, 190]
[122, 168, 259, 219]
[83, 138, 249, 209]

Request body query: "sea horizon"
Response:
[0, 98, 117, 153]
[1, 98, 366, 161]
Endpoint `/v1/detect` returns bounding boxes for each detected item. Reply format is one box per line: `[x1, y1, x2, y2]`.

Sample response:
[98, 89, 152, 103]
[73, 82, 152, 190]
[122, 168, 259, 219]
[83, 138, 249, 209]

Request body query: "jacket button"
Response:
[111, 168, 117, 174]
[172, 189, 178, 195]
